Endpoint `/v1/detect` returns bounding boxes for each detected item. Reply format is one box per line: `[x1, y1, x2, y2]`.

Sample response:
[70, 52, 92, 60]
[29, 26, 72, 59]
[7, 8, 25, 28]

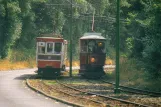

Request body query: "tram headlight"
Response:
[90, 57, 95, 63]
[98, 42, 103, 47]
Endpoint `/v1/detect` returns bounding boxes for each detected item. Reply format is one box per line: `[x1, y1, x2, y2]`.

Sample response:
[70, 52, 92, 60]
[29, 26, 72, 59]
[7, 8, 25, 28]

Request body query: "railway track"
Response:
[101, 79, 161, 97]
[54, 79, 150, 107]
[26, 75, 160, 106]
[41, 81, 110, 107]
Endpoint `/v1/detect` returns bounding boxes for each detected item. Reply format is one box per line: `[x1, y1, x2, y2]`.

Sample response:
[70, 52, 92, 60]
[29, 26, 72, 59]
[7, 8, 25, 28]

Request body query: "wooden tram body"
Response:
[36, 36, 67, 77]
[79, 33, 106, 78]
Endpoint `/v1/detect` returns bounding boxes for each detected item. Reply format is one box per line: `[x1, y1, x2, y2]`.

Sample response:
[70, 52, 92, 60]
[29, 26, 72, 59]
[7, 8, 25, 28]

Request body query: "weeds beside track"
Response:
[101, 79, 161, 97]
[55, 78, 150, 107]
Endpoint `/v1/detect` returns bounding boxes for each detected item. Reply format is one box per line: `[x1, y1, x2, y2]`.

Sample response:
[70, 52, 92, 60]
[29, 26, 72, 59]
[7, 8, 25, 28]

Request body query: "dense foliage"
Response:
[125, 0, 161, 79]
[0, 0, 160, 78]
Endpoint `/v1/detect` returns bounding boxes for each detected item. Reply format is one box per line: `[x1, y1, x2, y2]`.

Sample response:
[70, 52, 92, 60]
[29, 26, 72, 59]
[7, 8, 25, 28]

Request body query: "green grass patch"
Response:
[115, 57, 161, 92]
[104, 57, 161, 92]
[44, 80, 58, 85]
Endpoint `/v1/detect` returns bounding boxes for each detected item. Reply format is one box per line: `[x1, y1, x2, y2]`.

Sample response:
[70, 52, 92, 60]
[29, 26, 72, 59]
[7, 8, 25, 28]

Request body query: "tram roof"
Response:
[36, 37, 63, 39]
[36, 36, 64, 42]
[37, 33, 63, 39]
[80, 33, 106, 40]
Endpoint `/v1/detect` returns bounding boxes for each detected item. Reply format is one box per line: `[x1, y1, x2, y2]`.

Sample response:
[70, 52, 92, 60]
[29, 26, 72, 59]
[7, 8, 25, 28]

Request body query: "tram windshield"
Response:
[54, 43, 62, 53]
[38, 42, 45, 54]
[47, 43, 53, 53]
[38, 42, 62, 54]
[80, 40, 105, 53]
[95, 41, 105, 53]
[80, 40, 88, 52]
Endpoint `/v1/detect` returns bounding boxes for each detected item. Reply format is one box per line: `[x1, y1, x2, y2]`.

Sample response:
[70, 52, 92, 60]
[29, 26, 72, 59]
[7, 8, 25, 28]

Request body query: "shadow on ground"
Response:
[14, 74, 37, 80]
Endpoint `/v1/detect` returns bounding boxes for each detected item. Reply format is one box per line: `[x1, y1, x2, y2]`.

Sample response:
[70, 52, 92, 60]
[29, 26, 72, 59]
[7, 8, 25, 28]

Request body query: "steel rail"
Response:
[56, 79, 150, 107]
[86, 79, 153, 96]
[41, 80, 113, 107]
[101, 79, 161, 97]
[26, 76, 114, 106]
[26, 75, 85, 107]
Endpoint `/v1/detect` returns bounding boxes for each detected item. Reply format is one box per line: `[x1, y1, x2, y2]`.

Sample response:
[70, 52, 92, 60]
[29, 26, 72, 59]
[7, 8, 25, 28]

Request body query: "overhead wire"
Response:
[45, 0, 127, 26]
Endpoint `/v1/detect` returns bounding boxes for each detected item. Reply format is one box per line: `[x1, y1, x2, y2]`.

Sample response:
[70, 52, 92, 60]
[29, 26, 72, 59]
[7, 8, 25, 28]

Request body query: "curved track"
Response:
[41, 80, 105, 107]
[51, 79, 150, 107]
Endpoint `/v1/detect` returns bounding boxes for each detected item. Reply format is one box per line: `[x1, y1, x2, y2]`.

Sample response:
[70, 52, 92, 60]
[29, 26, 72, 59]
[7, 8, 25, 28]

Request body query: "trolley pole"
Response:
[114, 0, 120, 94]
[69, 0, 73, 77]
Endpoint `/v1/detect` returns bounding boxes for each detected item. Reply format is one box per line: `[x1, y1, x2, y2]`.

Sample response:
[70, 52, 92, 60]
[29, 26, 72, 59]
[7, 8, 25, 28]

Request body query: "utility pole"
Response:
[114, 0, 120, 94]
[69, 0, 73, 77]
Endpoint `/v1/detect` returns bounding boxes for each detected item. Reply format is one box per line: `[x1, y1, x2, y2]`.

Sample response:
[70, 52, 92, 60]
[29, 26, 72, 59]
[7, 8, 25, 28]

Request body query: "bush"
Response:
[9, 48, 36, 62]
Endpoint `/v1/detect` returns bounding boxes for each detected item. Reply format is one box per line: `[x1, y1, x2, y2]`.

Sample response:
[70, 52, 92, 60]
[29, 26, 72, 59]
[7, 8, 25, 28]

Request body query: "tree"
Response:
[125, 0, 161, 78]
[0, 0, 21, 58]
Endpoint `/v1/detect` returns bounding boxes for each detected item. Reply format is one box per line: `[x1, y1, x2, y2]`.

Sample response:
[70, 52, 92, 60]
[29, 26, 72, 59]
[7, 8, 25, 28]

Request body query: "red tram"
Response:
[36, 35, 67, 77]
[79, 33, 106, 78]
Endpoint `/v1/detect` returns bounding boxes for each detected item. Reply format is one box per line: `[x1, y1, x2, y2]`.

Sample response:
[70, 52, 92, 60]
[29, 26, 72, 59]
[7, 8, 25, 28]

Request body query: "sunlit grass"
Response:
[0, 59, 36, 71]
[0, 50, 114, 72]
[0, 58, 114, 71]
[105, 58, 114, 65]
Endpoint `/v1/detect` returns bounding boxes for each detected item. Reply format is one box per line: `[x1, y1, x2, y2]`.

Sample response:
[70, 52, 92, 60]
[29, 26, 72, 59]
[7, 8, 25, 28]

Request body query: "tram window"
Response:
[96, 42, 105, 53]
[88, 40, 96, 53]
[54, 43, 62, 53]
[81, 41, 87, 52]
[47, 43, 53, 53]
[38, 42, 45, 54]
[38, 46, 45, 54]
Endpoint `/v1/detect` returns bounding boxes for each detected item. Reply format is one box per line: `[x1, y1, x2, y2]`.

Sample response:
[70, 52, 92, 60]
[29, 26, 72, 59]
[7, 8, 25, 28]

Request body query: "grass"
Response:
[44, 80, 58, 85]
[0, 59, 36, 71]
[105, 57, 161, 92]
[0, 49, 37, 71]
[0, 48, 114, 71]
[0, 57, 114, 71]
